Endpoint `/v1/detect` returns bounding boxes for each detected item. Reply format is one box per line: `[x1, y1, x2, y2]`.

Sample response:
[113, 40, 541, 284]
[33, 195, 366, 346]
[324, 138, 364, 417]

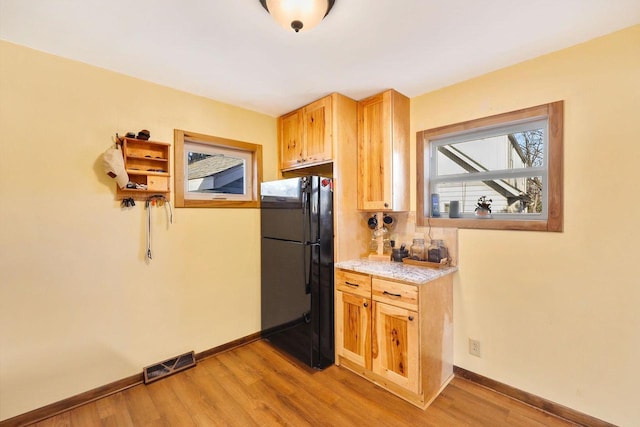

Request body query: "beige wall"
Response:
[0, 41, 277, 420]
[2, 24, 640, 425]
[410, 25, 640, 425]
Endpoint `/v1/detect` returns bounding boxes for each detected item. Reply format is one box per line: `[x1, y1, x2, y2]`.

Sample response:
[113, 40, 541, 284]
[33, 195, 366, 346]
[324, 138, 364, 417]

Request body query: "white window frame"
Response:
[429, 118, 549, 221]
[183, 142, 252, 201]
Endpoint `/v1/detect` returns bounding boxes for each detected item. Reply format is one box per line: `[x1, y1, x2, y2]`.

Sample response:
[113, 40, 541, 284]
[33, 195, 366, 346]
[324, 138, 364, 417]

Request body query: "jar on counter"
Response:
[428, 239, 449, 263]
[410, 238, 426, 261]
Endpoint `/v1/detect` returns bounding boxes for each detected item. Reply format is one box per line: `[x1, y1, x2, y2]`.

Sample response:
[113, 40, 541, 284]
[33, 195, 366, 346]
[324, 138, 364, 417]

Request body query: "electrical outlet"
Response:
[469, 338, 481, 357]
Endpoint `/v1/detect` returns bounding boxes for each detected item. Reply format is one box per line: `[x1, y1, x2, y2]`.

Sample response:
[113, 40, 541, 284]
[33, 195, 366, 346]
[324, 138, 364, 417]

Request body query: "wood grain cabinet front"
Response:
[372, 300, 420, 394]
[336, 290, 372, 370]
[335, 268, 453, 409]
[278, 96, 333, 171]
[357, 89, 409, 211]
[279, 110, 303, 170]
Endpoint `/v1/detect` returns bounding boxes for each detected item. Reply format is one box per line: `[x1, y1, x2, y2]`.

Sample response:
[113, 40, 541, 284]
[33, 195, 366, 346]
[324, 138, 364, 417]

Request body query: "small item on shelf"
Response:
[475, 195, 492, 218]
[449, 200, 460, 218]
[431, 193, 441, 217]
[136, 129, 151, 140]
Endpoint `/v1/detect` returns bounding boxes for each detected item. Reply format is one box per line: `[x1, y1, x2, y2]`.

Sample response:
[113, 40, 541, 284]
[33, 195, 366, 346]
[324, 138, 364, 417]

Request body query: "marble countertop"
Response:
[335, 259, 458, 285]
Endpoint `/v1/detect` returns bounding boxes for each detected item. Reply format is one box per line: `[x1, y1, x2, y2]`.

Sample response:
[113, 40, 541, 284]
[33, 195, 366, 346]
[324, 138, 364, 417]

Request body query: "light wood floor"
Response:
[32, 340, 575, 426]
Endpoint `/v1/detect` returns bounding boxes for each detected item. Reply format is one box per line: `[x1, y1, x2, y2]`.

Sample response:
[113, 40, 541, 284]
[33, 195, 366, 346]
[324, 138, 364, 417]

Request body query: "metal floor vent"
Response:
[143, 351, 196, 384]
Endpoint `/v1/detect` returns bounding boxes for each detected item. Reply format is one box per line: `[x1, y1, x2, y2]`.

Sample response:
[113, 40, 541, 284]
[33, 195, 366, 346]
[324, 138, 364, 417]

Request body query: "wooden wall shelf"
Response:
[117, 137, 171, 201]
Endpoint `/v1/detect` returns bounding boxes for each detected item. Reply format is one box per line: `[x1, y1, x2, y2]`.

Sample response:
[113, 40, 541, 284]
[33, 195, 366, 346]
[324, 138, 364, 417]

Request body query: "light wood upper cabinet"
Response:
[357, 89, 410, 211]
[278, 95, 333, 170]
[279, 110, 303, 170]
[303, 96, 332, 164]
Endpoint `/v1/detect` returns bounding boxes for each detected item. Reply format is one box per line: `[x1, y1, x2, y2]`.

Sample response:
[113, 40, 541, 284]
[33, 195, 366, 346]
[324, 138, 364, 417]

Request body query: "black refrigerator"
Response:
[260, 176, 334, 369]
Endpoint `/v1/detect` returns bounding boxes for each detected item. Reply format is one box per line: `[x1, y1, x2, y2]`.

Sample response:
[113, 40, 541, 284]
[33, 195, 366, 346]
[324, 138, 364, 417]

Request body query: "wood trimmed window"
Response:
[417, 101, 563, 231]
[174, 129, 262, 208]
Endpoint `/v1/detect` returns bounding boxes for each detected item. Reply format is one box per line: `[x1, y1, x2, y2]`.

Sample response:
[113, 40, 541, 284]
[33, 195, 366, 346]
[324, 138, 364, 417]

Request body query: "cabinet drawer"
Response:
[336, 270, 371, 298]
[372, 278, 418, 310]
[148, 176, 168, 191]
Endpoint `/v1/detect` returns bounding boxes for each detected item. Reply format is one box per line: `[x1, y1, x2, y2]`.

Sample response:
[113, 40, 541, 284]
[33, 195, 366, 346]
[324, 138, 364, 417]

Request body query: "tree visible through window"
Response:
[417, 102, 563, 232]
[512, 129, 544, 213]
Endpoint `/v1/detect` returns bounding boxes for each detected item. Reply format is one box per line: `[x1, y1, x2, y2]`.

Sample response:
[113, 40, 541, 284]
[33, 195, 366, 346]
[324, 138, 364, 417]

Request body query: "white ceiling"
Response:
[1, 0, 639, 116]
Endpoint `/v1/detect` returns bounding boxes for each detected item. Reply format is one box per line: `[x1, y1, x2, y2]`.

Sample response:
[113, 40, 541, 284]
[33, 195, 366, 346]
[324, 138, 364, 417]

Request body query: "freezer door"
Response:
[261, 177, 311, 242]
[261, 207, 308, 242]
[261, 238, 311, 331]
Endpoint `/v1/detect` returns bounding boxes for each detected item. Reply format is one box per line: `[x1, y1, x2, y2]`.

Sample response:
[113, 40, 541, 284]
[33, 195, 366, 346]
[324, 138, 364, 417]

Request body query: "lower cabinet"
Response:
[335, 268, 453, 409]
[336, 291, 371, 370]
[372, 301, 420, 394]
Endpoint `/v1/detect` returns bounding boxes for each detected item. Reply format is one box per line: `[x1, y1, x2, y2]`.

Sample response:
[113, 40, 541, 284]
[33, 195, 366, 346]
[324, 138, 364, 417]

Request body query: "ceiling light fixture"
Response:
[260, 0, 336, 33]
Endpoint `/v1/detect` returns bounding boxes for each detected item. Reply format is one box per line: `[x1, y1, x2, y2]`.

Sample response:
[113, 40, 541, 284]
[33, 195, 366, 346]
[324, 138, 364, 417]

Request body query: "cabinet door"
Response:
[279, 110, 303, 169]
[372, 301, 419, 394]
[336, 291, 371, 370]
[358, 92, 392, 210]
[303, 97, 332, 165]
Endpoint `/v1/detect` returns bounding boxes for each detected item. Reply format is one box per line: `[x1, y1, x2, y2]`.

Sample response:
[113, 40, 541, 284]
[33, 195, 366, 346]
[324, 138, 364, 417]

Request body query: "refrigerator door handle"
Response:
[304, 241, 320, 294]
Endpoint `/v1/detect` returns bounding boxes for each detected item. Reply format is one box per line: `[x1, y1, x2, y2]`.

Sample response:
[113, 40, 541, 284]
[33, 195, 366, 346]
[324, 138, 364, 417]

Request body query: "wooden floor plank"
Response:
[30, 340, 576, 427]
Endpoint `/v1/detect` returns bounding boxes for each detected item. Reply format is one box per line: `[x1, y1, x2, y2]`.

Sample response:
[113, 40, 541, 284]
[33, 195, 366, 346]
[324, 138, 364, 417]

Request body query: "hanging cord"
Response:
[145, 195, 173, 262]
[164, 197, 173, 225]
[146, 199, 152, 261]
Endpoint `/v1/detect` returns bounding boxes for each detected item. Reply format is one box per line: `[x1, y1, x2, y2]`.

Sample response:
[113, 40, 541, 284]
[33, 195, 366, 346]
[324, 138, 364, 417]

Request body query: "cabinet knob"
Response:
[363, 302, 369, 308]
[384, 202, 389, 208]
[408, 316, 414, 321]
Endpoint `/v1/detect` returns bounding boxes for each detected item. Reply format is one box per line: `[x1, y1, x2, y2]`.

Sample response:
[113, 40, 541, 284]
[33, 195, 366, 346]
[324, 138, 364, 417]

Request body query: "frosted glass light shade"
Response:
[264, 0, 331, 33]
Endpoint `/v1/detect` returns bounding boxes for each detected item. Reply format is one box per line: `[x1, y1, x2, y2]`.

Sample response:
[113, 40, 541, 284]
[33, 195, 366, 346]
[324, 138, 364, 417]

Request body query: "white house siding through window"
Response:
[187, 153, 245, 195]
[429, 120, 547, 218]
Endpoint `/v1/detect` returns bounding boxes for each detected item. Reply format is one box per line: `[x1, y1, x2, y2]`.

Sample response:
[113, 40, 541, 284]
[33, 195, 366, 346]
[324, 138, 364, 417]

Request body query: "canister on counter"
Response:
[410, 238, 426, 261]
[428, 239, 449, 263]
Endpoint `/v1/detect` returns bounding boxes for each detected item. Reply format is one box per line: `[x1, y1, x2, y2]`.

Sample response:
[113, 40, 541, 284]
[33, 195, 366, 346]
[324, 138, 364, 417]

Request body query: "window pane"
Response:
[435, 128, 545, 177]
[187, 151, 245, 195]
[433, 176, 544, 215]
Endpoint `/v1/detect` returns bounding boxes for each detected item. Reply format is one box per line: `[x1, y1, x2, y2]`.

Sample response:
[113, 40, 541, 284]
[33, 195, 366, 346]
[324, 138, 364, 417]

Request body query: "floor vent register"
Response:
[143, 351, 196, 384]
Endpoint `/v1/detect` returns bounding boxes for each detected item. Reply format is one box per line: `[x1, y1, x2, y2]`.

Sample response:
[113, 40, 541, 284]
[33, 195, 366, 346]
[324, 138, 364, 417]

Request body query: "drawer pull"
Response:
[383, 291, 402, 297]
[345, 281, 360, 287]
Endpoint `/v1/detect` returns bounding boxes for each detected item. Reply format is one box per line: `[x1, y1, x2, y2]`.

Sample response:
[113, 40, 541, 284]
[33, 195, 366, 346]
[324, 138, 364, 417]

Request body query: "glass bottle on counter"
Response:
[428, 239, 449, 263]
[410, 238, 426, 261]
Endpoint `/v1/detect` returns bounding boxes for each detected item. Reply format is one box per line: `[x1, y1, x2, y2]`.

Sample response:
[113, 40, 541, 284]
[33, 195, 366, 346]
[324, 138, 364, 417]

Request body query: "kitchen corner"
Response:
[334, 253, 456, 409]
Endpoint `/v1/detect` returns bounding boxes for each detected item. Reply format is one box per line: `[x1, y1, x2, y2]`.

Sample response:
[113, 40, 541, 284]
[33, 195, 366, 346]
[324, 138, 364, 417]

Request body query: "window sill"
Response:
[420, 217, 561, 232]
[179, 199, 260, 208]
